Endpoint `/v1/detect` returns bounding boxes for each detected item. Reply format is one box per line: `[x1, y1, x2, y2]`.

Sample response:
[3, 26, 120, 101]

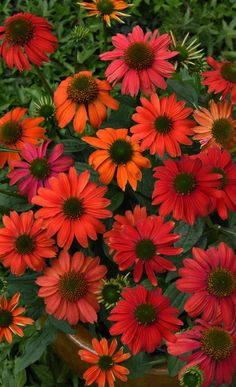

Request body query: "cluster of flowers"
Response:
[0, 1, 236, 386]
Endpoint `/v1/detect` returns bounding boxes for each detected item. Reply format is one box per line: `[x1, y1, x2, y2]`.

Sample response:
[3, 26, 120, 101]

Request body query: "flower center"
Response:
[221, 63, 236, 83]
[30, 158, 51, 180]
[124, 42, 154, 71]
[5, 16, 34, 45]
[59, 271, 88, 302]
[67, 75, 98, 105]
[180, 366, 203, 387]
[155, 115, 173, 134]
[0, 310, 13, 328]
[175, 45, 189, 62]
[135, 303, 156, 325]
[135, 239, 156, 261]
[38, 104, 54, 119]
[211, 167, 228, 188]
[212, 118, 233, 147]
[102, 284, 121, 304]
[15, 234, 35, 255]
[201, 327, 234, 360]
[96, 0, 114, 14]
[98, 355, 114, 370]
[207, 268, 235, 297]
[63, 197, 83, 219]
[174, 172, 196, 194]
[0, 121, 22, 145]
[109, 139, 133, 164]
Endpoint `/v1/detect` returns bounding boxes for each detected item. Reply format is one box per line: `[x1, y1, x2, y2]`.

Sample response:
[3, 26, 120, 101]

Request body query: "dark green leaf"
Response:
[164, 281, 189, 314]
[174, 219, 204, 252]
[167, 354, 185, 377]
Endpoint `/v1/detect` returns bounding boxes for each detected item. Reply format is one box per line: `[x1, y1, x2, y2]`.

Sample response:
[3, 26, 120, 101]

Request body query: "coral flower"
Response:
[0, 107, 45, 168]
[83, 128, 151, 191]
[0, 12, 57, 71]
[0, 293, 33, 343]
[197, 146, 236, 219]
[202, 57, 236, 104]
[79, 337, 130, 387]
[193, 100, 236, 151]
[100, 25, 177, 96]
[152, 155, 221, 225]
[176, 243, 236, 328]
[105, 205, 183, 286]
[36, 250, 107, 325]
[0, 210, 57, 276]
[54, 71, 118, 134]
[131, 93, 194, 157]
[32, 166, 112, 249]
[167, 319, 236, 387]
[79, 0, 132, 27]
[109, 285, 182, 355]
[8, 141, 74, 203]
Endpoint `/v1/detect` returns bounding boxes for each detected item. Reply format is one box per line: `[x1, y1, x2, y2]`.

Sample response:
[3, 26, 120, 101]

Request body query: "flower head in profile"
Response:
[33, 97, 55, 121]
[79, 337, 130, 387]
[8, 141, 74, 202]
[0, 293, 33, 343]
[83, 128, 151, 191]
[0, 12, 57, 71]
[100, 25, 177, 96]
[170, 31, 204, 71]
[54, 71, 118, 134]
[36, 250, 107, 325]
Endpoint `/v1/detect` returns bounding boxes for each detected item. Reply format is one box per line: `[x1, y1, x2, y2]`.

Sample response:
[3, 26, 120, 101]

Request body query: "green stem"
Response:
[102, 19, 108, 52]
[204, 216, 215, 229]
[34, 66, 54, 98]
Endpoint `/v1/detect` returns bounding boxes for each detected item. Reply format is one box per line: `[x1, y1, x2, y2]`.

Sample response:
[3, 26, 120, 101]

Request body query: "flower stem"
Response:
[102, 19, 108, 52]
[204, 216, 214, 229]
[34, 66, 54, 98]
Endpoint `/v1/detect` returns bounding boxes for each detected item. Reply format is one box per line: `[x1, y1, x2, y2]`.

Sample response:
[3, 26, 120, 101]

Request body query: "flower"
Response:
[100, 25, 177, 96]
[152, 155, 221, 225]
[176, 242, 236, 328]
[0, 210, 57, 276]
[32, 166, 112, 249]
[170, 31, 204, 71]
[202, 57, 236, 104]
[79, 337, 130, 387]
[193, 100, 236, 151]
[109, 285, 182, 354]
[36, 250, 107, 325]
[0, 12, 57, 71]
[0, 293, 33, 343]
[167, 319, 236, 387]
[54, 71, 118, 134]
[8, 141, 74, 202]
[83, 128, 151, 191]
[79, 0, 132, 27]
[0, 107, 45, 168]
[33, 97, 55, 121]
[197, 146, 236, 219]
[131, 93, 194, 157]
[179, 366, 204, 387]
[97, 274, 130, 310]
[105, 205, 183, 286]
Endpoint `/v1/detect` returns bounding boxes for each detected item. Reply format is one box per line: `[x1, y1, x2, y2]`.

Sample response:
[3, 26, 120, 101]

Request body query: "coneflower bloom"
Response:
[54, 71, 118, 134]
[0, 210, 57, 276]
[109, 285, 182, 355]
[0, 12, 57, 71]
[176, 243, 236, 328]
[32, 166, 112, 249]
[0, 107, 45, 168]
[105, 205, 182, 286]
[100, 25, 177, 96]
[79, 337, 130, 387]
[167, 319, 236, 387]
[36, 250, 107, 325]
[202, 57, 236, 104]
[8, 141, 74, 202]
[83, 128, 151, 191]
[131, 93, 194, 157]
[0, 293, 33, 343]
[170, 31, 204, 71]
[152, 155, 222, 225]
[79, 0, 132, 27]
[193, 100, 236, 151]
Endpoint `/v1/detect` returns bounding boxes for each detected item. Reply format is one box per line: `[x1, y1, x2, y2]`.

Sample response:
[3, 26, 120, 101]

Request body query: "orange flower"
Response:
[79, 337, 130, 387]
[79, 0, 132, 27]
[0, 107, 45, 168]
[193, 100, 236, 151]
[83, 128, 151, 191]
[54, 71, 118, 134]
[0, 292, 33, 343]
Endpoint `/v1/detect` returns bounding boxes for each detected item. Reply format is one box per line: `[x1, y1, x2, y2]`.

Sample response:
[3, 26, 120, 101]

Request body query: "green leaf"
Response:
[57, 138, 87, 153]
[167, 354, 185, 377]
[167, 79, 198, 107]
[123, 352, 153, 379]
[15, 370, 27, 387]
[47, 315, 75, 334]
[31, 364, 54, 386]
[174, 219, 204, 252]
[164, 281, 189, 315]
[74, 162, 99, 183]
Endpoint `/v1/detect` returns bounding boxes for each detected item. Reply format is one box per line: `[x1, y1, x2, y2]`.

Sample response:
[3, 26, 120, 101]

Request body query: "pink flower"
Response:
[100, 25, 177, 97]
[8, 141, 73, 202]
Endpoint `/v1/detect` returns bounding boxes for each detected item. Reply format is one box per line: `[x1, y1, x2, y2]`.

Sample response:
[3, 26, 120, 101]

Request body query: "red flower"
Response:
[109, 285, 182, 354]
[0, 12, 57, 71]
[152, 155, 221, 225]
[105, 205, 182, 286]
